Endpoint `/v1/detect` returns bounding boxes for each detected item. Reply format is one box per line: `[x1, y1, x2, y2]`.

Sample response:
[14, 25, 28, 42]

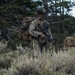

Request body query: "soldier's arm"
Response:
[29, 21, 41, 38]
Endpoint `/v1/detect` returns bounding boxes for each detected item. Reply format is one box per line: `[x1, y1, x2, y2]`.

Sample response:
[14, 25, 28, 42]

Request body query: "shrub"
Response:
[4, 49, 75, 75]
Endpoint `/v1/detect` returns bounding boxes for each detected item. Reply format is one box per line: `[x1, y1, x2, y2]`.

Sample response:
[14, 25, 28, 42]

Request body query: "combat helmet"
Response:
[36, 7, 46, 14]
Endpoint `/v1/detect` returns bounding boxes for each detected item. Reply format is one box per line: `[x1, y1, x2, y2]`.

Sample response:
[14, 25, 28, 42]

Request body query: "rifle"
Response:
[38, 21, 51, 42]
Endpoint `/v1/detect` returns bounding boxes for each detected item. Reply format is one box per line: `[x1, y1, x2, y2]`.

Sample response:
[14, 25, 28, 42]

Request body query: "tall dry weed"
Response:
[3, 49, 75, 75]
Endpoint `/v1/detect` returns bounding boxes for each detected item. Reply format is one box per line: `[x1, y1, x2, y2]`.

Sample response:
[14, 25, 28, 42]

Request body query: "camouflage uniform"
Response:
[29, 18, 53, 54]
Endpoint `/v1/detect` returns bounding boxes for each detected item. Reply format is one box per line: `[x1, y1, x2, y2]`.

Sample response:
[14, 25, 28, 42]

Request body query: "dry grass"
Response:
[0, 41, 8, 51]
[0, 40, 75, 75]
[2, 47, 75, 75]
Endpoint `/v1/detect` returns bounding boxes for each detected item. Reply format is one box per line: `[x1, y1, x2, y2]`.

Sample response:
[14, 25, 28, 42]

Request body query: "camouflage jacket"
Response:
[29, 19, 53, 40]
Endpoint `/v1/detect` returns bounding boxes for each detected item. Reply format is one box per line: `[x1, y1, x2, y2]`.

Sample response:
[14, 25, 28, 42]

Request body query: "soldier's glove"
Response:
[39, 33, 45, 38]
[41, 33, 45, 38]
[39, 33, 46, 45]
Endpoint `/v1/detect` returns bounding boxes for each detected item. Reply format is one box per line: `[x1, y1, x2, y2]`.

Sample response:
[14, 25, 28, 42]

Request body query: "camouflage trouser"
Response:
[32, 39, 41, 54]
[31, 39, 53, 55]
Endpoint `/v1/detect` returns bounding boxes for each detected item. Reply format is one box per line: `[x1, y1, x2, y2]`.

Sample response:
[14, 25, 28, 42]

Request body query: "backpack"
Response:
[18, 17, 35, 41]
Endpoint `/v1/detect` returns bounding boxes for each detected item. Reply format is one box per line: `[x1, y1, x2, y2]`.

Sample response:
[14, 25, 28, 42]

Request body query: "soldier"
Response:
[29, 7, 53, 54]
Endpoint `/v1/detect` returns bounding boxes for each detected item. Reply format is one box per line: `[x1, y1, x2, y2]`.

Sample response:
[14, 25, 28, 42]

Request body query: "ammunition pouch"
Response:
[18, 30, 32, 41]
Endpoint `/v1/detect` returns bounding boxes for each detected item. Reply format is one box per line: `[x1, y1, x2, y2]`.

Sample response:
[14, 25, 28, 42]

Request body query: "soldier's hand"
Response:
[39, 33, 42, 35]
[40, 33, 45, 38]
[42, 34, 45, 37]
[39, 33, 46, 44]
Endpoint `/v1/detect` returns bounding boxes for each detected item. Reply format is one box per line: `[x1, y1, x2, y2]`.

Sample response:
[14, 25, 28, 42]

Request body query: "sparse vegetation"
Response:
[0, 47, 74, 75]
